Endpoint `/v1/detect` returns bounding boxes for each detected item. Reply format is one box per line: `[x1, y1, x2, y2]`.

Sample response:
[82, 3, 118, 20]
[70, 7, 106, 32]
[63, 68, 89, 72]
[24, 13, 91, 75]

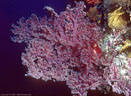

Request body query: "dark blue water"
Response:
[0, 0, 71, 96]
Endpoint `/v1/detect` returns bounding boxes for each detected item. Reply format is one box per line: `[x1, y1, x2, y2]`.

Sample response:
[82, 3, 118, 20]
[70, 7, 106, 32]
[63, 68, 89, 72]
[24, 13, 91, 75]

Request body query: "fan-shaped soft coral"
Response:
[11, 1, 131, 96]
[11, 2, 104, 96]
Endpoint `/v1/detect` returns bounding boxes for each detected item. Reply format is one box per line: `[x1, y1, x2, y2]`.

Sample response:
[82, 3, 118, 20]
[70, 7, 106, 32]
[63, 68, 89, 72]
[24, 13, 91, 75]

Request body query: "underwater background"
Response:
[0, 0, 126, 96]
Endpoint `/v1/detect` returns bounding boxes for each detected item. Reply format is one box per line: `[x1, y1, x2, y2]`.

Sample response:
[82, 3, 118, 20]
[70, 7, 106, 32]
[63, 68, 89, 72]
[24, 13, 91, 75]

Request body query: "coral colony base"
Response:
[11, 1, 131, 96]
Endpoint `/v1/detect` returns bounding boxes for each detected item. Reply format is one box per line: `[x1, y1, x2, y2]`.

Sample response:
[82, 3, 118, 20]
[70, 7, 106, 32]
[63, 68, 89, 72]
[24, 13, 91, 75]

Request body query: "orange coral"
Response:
[85, 0, 101, 5]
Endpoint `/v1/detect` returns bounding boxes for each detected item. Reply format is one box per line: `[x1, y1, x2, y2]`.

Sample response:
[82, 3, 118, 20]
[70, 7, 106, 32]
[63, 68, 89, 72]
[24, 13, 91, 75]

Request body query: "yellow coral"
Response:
[120, 39, 131, 58]
[108, 7, 127, 29]
[128, 52, 131, 58]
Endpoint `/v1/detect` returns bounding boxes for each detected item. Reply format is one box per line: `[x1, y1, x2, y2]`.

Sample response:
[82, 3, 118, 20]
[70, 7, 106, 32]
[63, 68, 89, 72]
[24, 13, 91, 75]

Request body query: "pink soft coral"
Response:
[11, 2, 104, 96]
[11, 1, 131, 96]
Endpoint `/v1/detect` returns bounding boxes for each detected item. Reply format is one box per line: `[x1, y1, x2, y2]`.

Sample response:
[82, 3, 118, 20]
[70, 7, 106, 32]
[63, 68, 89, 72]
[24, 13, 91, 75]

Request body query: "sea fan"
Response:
[11, 1, 131, 96]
